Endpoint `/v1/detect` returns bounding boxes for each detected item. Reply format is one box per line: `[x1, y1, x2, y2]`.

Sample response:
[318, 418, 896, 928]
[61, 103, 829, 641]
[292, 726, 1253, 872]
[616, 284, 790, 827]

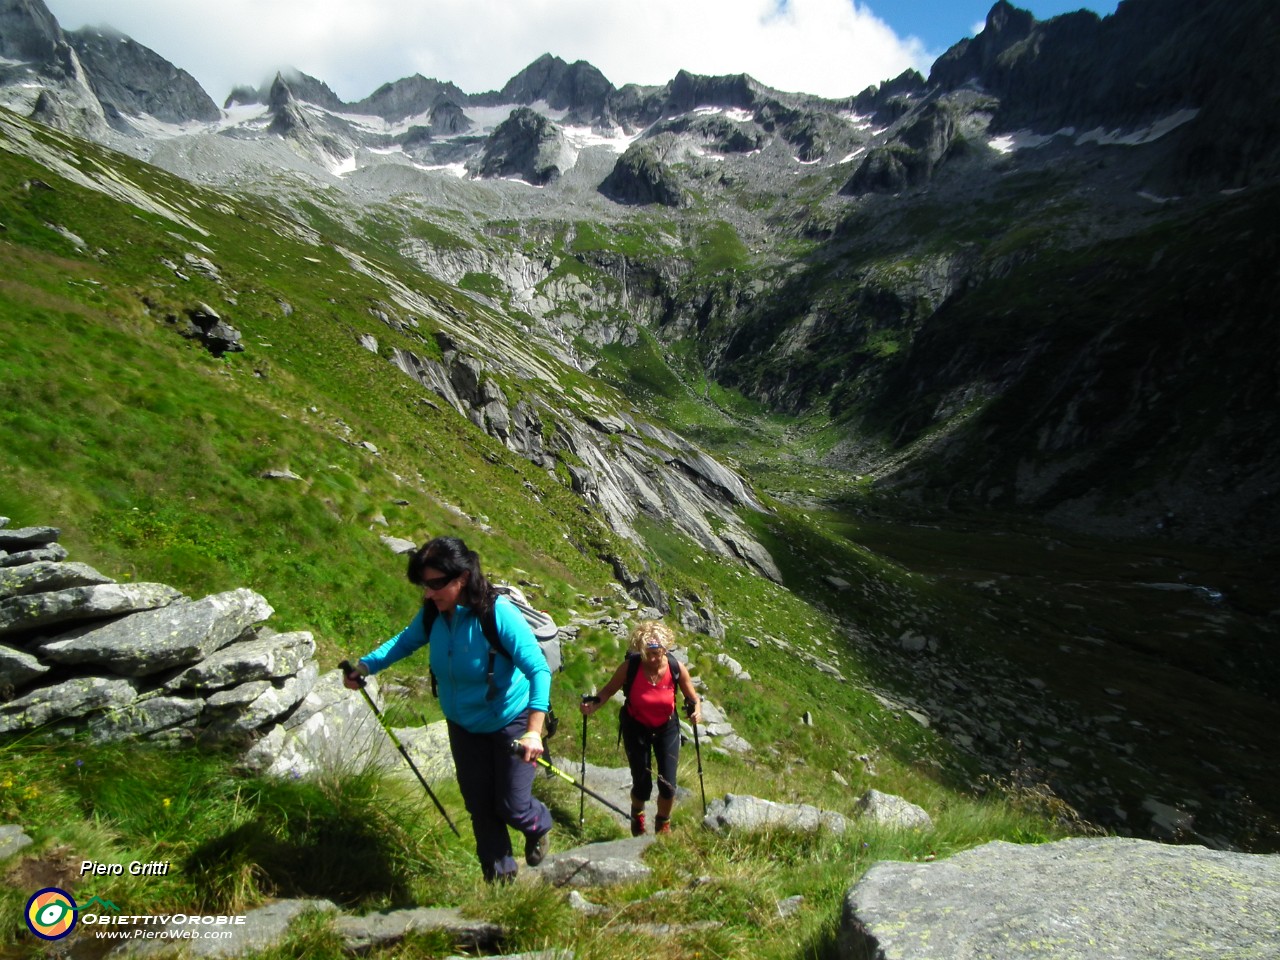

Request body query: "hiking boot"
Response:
[655, 817, 671, 835]
[630, 812, 646, 836]
[525, 828, 550, 867]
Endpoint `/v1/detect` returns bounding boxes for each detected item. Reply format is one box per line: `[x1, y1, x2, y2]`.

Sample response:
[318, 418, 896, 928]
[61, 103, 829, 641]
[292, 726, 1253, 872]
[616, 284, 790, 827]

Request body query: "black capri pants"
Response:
[621, 709, 680, 801]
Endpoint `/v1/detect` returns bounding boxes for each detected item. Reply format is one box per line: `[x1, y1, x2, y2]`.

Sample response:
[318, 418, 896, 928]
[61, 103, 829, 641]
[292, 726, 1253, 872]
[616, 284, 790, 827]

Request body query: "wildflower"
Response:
[1, 779, 13, 790]
[162, 798, 171, 808]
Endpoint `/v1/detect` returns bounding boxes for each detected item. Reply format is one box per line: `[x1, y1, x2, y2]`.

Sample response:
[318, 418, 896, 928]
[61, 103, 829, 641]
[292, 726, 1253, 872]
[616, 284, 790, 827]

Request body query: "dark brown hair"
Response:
[406, 536, 495, 614]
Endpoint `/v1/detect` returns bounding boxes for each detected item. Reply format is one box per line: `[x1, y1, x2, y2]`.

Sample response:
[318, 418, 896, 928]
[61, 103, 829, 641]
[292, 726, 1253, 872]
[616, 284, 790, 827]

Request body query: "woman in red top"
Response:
[580, 620, 701, 835]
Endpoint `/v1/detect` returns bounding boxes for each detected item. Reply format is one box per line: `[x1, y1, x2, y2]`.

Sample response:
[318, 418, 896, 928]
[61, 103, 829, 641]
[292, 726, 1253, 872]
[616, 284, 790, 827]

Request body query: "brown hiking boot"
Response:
[630, 812, 646, 836]
[655, 817, 671, 835]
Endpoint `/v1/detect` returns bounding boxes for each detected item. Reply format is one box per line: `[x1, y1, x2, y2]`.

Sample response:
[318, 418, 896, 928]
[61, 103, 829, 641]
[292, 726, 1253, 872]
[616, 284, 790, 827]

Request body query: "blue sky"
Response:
[880, 1, 1119, 56]
[43, 0, 1121, 104]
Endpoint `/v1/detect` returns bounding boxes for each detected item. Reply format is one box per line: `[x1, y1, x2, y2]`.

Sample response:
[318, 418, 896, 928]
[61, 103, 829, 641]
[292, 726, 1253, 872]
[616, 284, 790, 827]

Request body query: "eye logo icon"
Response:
[25, 887, 78, 940]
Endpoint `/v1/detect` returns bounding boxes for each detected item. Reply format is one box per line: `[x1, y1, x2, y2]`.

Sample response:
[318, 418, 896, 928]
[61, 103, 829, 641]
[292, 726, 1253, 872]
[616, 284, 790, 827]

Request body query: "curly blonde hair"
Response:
[628, 619, 676, 653]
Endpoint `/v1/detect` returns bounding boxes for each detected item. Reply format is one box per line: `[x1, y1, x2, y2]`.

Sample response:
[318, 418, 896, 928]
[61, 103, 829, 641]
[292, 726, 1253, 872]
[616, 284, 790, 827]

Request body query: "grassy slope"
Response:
[0, 111, 1080, 959]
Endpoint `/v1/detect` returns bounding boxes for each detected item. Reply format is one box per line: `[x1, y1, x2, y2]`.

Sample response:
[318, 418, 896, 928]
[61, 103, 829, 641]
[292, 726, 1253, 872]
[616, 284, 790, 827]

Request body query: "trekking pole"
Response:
[579, 694, 596, 827]
[685, 698, 707, 816]
[509, 740, 631, 820]
[340, 661, 461, 837]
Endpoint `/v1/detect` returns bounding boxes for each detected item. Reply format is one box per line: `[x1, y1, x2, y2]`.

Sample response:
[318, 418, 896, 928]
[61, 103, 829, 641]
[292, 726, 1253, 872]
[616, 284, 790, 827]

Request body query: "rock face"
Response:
[838, 837, 1280, 960]
[843, 101, 963, 195]
[386, 332, 780, 593]
[352, 73, 469, 123]
[466, 106, 571, 185]
[599, 139, 684, 206]
[66, 27, 220, 127]
[493, 54, 613, 118]
[0, 0, 65, 65]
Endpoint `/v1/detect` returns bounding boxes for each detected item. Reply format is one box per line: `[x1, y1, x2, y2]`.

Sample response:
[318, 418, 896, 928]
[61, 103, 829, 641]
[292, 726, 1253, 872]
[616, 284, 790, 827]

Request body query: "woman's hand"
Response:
[684, 698, 702, 725]
[340, 659, 369, 690]
[579, 694, 601, 716]
[515, 730, 544, 764]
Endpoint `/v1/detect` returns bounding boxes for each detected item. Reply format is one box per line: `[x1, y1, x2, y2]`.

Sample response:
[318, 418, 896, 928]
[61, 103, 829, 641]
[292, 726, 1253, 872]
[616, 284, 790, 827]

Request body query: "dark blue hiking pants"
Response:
[448, 712, 552, 882]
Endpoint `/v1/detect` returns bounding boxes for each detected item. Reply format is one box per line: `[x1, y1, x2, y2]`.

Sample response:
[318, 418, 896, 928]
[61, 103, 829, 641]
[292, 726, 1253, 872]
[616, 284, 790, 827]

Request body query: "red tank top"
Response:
[626, 658, 676, 727]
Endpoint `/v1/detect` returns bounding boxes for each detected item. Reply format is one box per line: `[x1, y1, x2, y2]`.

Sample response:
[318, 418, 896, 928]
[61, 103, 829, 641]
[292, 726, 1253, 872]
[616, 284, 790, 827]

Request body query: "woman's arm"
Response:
[496, 598, 552, 713]
[495, 598, 552, 763]
[357, 606, 428, 675]
[581, 659, 630, 715]
[676, 661, 701, 723]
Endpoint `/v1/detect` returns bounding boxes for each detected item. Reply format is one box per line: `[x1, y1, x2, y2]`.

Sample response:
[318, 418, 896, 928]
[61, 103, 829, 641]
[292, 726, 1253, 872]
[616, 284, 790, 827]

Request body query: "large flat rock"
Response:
[839, 836, 1280, 960]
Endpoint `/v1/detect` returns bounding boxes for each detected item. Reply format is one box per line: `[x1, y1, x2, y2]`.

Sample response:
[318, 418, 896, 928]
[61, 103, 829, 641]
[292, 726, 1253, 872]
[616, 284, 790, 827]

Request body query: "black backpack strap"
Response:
[479, 603, 508, 702]
[422, 601, 441, 697]
[624, 652, 679, 703]
[623, 653, 642, 707]
[422, 598, 509, 700]
[619, 653, 642, 746]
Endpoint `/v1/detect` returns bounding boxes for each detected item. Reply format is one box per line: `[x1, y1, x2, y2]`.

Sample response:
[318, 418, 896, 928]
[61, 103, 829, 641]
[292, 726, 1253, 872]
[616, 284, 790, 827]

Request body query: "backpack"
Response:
[618, 651, 681, 741]
[421, 586, 560, 742]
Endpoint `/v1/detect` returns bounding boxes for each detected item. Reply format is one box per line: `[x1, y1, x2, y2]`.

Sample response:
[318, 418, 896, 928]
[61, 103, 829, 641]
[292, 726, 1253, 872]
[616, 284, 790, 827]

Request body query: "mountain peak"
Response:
[497, 54, 613, 115]
[66, 26, 219, 126]
[0, 0, 64, 64]
[350, 73, 469, 122]
[264, 69, 345, 111]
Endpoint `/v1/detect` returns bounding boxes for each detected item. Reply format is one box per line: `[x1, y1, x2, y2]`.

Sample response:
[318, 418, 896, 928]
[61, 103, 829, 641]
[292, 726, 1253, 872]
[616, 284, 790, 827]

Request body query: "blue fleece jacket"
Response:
[359, 595, 550, 734]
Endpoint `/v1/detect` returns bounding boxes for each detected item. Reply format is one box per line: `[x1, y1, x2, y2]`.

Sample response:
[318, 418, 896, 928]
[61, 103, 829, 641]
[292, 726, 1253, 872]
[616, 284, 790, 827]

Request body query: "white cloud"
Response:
[45, 0, 931, 104]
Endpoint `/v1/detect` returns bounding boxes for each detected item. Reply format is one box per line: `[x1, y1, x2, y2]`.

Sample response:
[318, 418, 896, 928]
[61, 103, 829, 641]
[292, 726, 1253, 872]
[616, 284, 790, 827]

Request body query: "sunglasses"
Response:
[420, 573, 458, 590]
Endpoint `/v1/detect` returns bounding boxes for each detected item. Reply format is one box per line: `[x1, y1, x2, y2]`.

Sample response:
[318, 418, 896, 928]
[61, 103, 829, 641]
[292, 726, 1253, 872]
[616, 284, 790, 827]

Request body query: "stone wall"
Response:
[1, 519, 317, 746]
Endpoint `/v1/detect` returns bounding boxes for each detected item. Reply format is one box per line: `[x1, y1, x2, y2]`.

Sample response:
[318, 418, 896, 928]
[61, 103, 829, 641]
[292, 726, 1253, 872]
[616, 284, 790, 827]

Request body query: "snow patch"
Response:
[1075, 109, 1200, 147]
[412, 161, 468, 177]
[691, 106, 754, 123]
[333, 108, 433, 137]
[561, 123, 641, 154]
[123, 113, 211, 139]
[332, 154, 357, 176]
[988, 128, 1073, 153]
[841, 112, 874, 131]
[839, 147, 866, 163]
[119, 103, 272, 139]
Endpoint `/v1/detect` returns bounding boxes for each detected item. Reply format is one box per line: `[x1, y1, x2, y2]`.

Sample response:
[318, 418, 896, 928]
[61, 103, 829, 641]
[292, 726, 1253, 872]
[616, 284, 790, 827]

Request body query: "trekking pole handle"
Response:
[581, 694, 600, 704]
[339, 659, 368, 689]
[683, 697, 697, 718]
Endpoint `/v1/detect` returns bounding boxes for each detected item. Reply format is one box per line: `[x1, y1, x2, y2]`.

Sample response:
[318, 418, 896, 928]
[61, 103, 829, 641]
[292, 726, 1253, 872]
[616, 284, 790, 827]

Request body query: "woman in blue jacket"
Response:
[344, 536, 553, 883]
